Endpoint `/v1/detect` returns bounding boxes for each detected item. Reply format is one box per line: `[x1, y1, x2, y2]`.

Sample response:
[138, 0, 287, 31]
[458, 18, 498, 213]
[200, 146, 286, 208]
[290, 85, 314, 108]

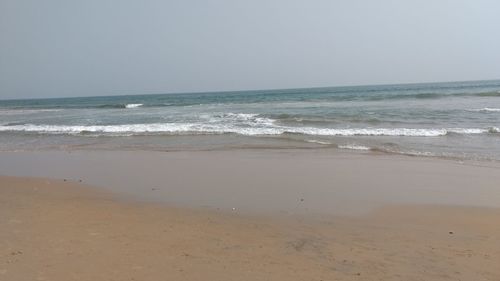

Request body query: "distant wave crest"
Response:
[0, 109, 62, 115]
[95, 103, 144, 109]
[474, 91, 500, 97]
[470, 108, 500, 112]
[125, 103, 143, 109]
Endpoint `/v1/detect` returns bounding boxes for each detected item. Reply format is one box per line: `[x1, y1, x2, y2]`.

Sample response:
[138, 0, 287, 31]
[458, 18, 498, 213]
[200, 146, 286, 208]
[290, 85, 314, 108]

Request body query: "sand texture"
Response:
[2, 176, 500, 281]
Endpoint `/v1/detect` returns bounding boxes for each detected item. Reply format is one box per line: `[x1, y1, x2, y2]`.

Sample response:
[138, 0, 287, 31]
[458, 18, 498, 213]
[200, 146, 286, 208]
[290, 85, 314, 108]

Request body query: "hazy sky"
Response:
[1, 0, 500, 99]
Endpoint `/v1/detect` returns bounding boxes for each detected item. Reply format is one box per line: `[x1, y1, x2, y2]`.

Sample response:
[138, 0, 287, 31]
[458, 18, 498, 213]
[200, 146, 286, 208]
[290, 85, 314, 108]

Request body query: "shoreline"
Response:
[2, 175, 500, 280]
[2, 134, 500, 163]
[1, 149, 500, 216]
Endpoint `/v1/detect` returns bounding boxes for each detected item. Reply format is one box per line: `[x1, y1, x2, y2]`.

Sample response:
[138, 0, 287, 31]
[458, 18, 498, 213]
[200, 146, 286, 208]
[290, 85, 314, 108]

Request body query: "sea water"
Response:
[1, 80, 499, 160]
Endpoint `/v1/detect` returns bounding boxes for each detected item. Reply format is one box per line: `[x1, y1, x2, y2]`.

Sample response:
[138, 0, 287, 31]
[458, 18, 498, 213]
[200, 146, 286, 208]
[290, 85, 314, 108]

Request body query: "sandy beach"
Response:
[2, 1, 499, 280]
[1, 150, 500, 280]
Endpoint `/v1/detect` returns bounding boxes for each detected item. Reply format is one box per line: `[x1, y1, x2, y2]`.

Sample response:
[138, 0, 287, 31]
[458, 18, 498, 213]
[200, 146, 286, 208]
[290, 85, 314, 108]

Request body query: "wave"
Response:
[200, 113, 276, 126]
[365, 93, 443, 101]
[1, 123, 498, 137]
[315, 91, 500, 102]
[97, 104, 128, 109]
[445, 128, 487, 134]
[125, 103, 143, 109]
[96, 103, 147, 109]
[3, 88, 500, 113]
[474, 91, 500, 97]
[0, 109, 62, 115]
[470, 107, 500, 112]
[488, 127, 500, 133]
[306, 139, 332, 145]
[85, 91, 500, 109]
[338, 144, 371, 151]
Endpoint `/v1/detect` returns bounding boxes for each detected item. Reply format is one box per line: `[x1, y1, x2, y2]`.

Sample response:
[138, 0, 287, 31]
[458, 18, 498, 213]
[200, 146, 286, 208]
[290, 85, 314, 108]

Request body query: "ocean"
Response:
[1, 80, 500, 160]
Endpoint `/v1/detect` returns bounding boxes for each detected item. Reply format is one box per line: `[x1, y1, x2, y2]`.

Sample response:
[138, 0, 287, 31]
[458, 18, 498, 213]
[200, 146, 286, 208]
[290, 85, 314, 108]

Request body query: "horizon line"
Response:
[1, 78, 499, 102]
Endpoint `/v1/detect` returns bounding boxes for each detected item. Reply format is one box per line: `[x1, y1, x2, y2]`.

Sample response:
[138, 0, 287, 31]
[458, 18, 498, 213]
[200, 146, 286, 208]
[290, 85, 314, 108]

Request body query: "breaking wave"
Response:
[470, 108, 500, 112]
[0, 123, 498, 137]
[125, 103, 143, 109]
[96, 103, 144, 109]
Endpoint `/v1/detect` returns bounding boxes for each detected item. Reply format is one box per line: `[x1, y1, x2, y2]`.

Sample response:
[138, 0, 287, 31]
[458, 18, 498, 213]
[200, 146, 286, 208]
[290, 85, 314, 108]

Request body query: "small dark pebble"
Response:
[449, 231, 454, 234]
[152, 188, 157, 191]
[300, 198, 304, 202]
[63, 179, 67, 182]
[78, 180, 82, 182]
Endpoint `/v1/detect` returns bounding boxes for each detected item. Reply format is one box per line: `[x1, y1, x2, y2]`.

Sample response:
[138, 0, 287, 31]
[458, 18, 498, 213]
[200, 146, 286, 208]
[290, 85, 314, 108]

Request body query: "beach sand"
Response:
[1, 172, 500, 280]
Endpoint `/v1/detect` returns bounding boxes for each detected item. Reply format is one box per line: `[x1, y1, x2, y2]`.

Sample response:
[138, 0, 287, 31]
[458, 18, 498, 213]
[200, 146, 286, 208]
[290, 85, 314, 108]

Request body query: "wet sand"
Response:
[1, 175, 500, 281]
[1, 150, 500, 215]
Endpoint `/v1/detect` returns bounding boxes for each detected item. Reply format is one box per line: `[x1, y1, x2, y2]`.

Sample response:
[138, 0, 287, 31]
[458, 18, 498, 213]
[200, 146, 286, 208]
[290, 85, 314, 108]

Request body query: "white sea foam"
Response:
[446, 128, 488, 134]
[0, 123, 281, 136]
[469, 108, 500, 112]
[338, 144, 371, 150]
[200, 113, 276, 126]
[0, 123, 497, 137]
[306, 139, 332, 145]
[489, 127, 500, 133]
[479, 108, 500, 112]
[125, 103, 143, 109]
[287, 127, 448, 137]
[401, 150, 437, 157]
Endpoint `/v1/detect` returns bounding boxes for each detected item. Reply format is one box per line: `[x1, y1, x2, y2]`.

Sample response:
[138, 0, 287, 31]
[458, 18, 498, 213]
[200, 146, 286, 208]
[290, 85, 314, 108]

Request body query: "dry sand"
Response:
[1, 175, 500, 281]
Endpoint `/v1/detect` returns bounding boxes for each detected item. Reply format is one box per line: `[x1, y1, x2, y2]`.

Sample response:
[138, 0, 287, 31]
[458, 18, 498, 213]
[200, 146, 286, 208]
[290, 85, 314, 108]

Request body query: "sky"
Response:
[1, 0, 500, 99]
